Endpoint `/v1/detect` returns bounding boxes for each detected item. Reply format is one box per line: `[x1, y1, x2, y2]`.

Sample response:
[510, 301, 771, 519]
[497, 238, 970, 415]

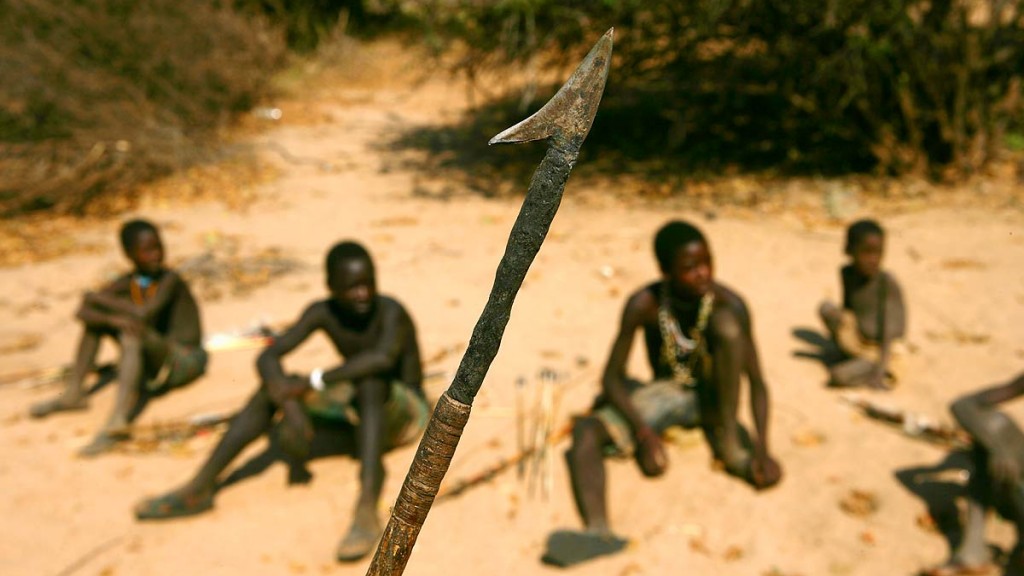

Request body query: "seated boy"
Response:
[924, 372, 1024, 576]
[555, 221, 782, 561]
[30, 218, 207, 457]
[134, 241, 429, 563]
[818, 219, 907, 389]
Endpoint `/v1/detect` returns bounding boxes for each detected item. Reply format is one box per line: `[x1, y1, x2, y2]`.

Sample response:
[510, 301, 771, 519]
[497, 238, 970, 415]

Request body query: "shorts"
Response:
[592, 379, 701, 458]
[147, 344, 208, 393]
[303, 380, 430, 449]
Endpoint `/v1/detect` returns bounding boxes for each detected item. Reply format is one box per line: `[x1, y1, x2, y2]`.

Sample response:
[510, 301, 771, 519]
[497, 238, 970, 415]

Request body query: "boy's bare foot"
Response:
[135, 487, 214, 521]
[336, 508, 382, 562]
[77, 432, 123, 458]
[105, 414, 132, 437]
[29, 395, 88, 419]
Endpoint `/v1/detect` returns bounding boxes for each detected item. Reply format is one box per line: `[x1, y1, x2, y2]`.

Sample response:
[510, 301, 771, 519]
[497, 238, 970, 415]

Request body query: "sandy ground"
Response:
[1, 40, 1023, 576]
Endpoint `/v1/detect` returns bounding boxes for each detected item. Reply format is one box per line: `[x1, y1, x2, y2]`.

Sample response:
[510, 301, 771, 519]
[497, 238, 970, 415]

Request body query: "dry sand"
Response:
[1, 40, 1023, 576]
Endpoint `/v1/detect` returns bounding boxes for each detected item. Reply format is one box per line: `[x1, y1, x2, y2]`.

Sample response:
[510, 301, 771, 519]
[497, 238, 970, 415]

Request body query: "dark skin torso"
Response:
[80, 269, 203, 348]
[952, 372, 1024, 489]
[256, 295, 423, 399]
[841, 265, 906, 344]
[604, 280, 778, 487]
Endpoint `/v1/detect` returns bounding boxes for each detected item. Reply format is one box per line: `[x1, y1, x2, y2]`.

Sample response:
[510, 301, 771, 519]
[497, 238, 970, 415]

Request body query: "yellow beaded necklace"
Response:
[658, 284, 715, 388]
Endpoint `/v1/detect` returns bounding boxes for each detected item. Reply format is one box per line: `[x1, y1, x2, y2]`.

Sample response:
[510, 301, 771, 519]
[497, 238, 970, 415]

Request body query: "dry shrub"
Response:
[0, 0, 286, 216]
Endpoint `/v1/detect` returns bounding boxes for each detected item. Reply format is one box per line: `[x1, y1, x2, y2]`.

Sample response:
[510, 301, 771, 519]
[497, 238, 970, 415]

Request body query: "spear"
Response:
[365, 28, 614, 575]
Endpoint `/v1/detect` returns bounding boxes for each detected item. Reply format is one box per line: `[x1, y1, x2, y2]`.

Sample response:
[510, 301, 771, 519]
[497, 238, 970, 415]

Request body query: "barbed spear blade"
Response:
[365, 28, 613, 576]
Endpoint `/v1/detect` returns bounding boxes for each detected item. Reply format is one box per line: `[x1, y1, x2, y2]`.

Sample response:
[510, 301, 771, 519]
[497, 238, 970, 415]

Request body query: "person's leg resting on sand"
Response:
[135, 387, 277, 520]
[540, 416, 629, 568]
[566, 416, 614, 536]
[336, 377, 389, 562]
[79, 329, 170, 457]
[924, 446, 998, 575]
[29, 327, 101, 418]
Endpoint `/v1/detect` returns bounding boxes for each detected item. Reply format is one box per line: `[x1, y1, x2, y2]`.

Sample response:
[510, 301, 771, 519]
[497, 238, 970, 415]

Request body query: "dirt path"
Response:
[1, 40, 1022, 576]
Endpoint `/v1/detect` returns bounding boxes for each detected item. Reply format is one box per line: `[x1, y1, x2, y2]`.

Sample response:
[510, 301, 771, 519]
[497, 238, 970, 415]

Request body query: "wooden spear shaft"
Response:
[365, 28, 613, 575]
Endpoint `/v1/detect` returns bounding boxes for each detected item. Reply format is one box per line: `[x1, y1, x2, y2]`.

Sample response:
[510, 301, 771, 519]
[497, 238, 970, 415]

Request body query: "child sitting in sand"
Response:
[818, 219, 907, 389]
[134, 240, 429, 563]
[30, 218, 207, 457]
[924, 371, 1024, 576]
[546, 220, 782, 567]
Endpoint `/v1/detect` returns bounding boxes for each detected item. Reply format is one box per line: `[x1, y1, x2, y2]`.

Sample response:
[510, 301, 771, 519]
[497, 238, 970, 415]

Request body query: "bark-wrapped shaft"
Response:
[366, 392, 471, 575]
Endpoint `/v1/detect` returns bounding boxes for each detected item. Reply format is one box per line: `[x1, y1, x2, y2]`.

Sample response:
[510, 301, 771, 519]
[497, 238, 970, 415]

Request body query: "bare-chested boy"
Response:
[562, 220, 782, 548]
[134, 241, 428, 563]
[924, 372, 1024, 576]
[30, 219, 207, 457]
[818, 219, 907, 389]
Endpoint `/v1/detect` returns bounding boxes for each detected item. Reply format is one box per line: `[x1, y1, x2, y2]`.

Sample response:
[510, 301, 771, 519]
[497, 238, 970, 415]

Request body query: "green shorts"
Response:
[147, 344, 208, 393]
[303, 380, 430, 449]
[593, 379, 753, 478]
[593, 379, 701, 458]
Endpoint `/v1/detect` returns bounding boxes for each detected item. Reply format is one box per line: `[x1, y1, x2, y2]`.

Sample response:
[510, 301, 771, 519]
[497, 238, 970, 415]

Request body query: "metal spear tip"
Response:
[489, 27, 614, 148]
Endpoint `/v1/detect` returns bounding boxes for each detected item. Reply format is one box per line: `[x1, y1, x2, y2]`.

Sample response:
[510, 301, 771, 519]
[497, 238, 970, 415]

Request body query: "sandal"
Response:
[541, 529, 629, 568]
[134, 490, 214, 521]
[77, 433, 122, 458]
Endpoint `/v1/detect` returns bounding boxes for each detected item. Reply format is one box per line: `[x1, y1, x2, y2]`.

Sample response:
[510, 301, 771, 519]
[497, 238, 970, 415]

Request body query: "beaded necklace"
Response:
[130, 274, 159, 305]
[658, 283, 715, 388]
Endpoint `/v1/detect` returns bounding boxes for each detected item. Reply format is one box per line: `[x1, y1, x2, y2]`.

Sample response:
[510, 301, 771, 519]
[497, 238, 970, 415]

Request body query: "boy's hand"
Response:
[865, 366, 889, 390]
[751, 453, 783, 490]
[267, 375, 310, 405]
[636, 426, 668, 477]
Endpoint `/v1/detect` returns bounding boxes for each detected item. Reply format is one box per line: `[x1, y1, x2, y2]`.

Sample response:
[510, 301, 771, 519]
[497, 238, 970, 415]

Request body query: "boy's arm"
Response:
[134, 271, 182, 322]
[321, 301, 407, 384]
[256, 304, 321, 402]
[602, 294, 667, 476]
[601, 296, 647, 434]
[872, 275, 905, 388]
[951, 372, 1024, 448]
[83, 275, 139, 318]
[76, 276, 137, 332]
[951, 372, 1024, 486]
[737, 303, 782, 488]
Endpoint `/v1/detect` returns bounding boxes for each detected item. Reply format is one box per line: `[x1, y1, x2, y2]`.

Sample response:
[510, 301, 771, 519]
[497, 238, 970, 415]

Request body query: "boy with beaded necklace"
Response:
[30, 218, 207, 457]
[563, 220, 782, 544]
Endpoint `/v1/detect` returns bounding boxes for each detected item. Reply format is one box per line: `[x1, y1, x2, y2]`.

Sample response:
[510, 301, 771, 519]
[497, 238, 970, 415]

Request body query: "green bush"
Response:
[403, 0, 1024, 178]
[0, 0, 285, 216]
